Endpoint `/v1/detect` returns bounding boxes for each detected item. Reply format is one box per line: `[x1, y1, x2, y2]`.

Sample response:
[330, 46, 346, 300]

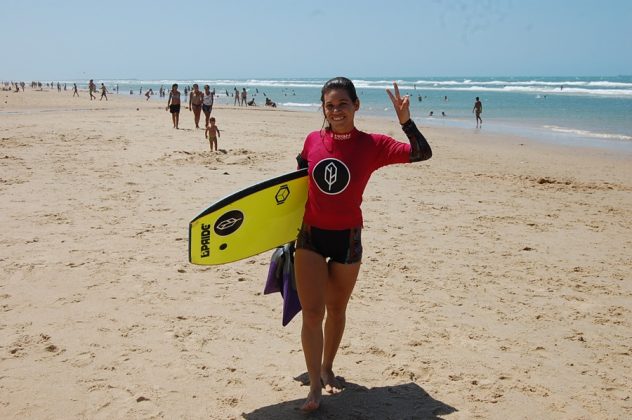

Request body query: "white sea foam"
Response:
[88, 78, 632, 97]
[402, 85, 632, 97]
[542, 125, 632, 141]
[280, 102, 320, 107]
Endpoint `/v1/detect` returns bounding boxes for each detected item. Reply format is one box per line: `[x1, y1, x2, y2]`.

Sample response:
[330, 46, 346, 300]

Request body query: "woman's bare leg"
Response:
[295, 249, 327, 411]
[322, 261, 360, 393]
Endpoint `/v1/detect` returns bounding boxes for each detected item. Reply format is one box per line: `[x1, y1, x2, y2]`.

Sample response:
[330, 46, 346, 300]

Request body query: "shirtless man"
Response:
[189, 84, 204, 128]
[473, 96, 483, 128]
[166, 83, 181, 129]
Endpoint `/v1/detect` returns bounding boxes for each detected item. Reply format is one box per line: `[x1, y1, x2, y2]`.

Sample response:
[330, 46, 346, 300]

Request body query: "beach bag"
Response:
[264, 243, 302, 326]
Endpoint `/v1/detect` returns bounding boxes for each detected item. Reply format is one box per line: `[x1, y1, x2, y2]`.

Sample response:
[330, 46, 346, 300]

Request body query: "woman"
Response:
[189, 83, 204, 128]
[99, 83, 109, 101]
[202, 85, 215, 128]
[240, 87, 247, 106]
[294, 77, 432, 412]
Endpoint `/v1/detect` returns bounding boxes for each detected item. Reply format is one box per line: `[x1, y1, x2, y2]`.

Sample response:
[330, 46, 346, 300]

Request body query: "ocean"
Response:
[74, 76, 632, 151]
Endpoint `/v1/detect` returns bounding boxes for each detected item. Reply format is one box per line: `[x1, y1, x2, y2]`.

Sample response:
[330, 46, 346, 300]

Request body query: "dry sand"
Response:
[1, 89, 631, 419]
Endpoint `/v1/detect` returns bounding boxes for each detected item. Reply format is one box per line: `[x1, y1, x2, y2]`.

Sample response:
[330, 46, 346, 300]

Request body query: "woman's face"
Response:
[323, 88, 359, 133]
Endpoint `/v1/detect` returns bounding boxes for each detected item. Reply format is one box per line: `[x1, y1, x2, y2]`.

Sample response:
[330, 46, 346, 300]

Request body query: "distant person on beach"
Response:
[202, 85, 215, 128]
[88, 80, 96, 100]
[233, 87, 240, 106]
[189, 84, 204, 129]
[145, 89, 153, 100]
[205, 117, 220, 151]
[473, 96, 483, 128]
[166, 83, 181, 129]
[72, 83, 79, 97]
[240, 88, 247, 106]
[247, 98, 256, 106]
[99, 83, 109, 101]
[293, 77, 432, 412]
[265, 97, 277, 108]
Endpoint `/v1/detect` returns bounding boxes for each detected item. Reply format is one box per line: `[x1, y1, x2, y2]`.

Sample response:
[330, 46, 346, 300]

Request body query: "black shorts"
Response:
[169, 104, 181, 114]
[296, 223, 362, 264]
[202, 104, 212, 114]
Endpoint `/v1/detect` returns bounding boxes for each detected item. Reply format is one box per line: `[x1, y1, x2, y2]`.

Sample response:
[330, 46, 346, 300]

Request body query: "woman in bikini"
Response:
[189, 83, 204, 128]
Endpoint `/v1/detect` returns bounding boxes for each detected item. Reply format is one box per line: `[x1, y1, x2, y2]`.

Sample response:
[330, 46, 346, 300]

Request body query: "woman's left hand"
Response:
[386, 82, 411, 124]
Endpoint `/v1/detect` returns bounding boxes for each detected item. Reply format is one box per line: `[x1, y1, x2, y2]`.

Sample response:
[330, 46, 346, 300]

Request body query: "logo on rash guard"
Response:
[312, 158, 350, 195]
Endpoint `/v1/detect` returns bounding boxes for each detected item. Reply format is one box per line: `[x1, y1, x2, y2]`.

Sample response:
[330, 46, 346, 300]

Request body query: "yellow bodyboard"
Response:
[189, 169, 308, 265]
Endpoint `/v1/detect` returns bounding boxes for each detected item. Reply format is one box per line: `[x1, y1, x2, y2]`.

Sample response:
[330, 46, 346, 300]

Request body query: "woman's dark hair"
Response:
[320, 77, 358, 104]
[320, 77, 359, 132]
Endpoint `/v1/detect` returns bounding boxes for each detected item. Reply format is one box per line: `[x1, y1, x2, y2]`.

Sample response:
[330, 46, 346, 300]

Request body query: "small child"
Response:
[205, 117, 220, 151]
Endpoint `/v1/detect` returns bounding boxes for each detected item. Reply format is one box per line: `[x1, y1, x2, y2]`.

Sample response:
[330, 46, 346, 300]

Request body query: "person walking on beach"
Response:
[294, 77, 432, 412]
[99, 83, 109, 101]
[166, 83, 181, 129]
[205, 117, 220, 151]
[88, 79, 96, 100]
[473, 96, 483, 128]
[189, 84, 204, 128]
[72, 83, 79, 97]
[202, 85, 215, 128]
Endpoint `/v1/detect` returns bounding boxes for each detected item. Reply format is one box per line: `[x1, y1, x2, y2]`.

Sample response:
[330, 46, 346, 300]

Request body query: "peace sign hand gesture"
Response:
[386, 82, 411, 124]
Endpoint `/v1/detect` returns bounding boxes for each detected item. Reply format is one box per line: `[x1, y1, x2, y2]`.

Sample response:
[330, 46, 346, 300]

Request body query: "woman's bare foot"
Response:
[321, 369, 343, 394]
[301, 387, 321, 412]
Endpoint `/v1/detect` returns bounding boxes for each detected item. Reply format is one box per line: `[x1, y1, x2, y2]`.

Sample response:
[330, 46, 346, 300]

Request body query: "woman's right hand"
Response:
[386, 82, 411, 124]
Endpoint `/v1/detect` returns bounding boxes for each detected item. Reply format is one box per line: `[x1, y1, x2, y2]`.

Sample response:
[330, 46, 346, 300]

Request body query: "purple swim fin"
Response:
[280, 243, 301, 326]
[264, 243, 302, 326]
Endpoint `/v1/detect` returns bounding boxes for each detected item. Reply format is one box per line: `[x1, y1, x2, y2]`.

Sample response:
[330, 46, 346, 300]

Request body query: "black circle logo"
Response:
[312, 158, 350, 195]
[214, 210, 244, 236]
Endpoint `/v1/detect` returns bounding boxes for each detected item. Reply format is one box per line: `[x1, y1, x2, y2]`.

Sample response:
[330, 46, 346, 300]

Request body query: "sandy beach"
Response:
[1, 89, 631, 419]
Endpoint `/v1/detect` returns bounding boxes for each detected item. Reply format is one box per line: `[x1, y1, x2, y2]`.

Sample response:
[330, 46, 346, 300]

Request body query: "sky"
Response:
[2, 0, 631, 80]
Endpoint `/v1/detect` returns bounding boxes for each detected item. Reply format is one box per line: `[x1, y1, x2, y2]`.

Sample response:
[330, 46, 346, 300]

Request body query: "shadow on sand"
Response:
[242, 379, 457, 419]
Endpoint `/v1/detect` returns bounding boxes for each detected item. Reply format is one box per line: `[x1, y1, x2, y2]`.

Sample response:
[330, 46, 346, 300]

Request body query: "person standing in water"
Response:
[473, 96, 483, 128]
[294, 77, 432, 412]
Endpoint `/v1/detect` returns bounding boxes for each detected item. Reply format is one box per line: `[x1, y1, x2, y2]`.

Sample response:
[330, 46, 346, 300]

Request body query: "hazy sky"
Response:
[2, 0, 631, 80]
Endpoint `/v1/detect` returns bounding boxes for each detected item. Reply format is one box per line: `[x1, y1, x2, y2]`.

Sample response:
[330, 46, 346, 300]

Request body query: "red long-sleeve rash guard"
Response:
[300, 128, 411, 230]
